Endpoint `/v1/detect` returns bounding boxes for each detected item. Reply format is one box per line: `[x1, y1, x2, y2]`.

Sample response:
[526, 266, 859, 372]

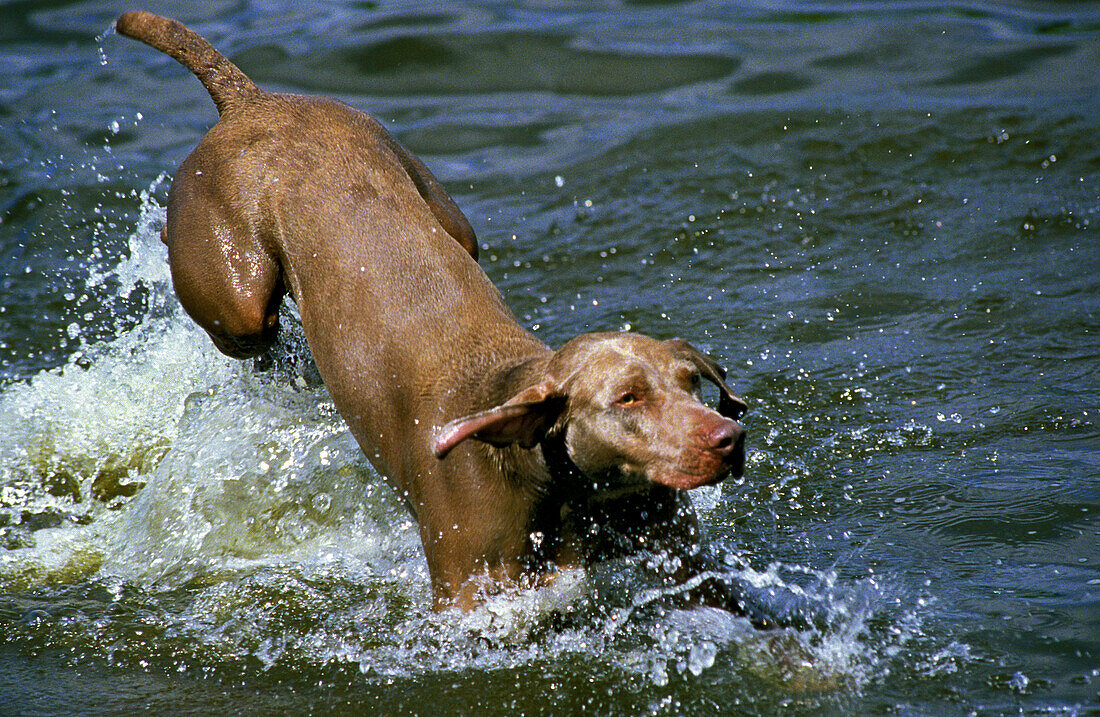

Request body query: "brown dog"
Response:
[116, 12, 773, 623]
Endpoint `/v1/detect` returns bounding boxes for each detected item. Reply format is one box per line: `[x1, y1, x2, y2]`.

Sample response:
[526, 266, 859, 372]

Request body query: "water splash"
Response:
[0, 179, 958, 705]
[95, 23, 117, 67]
[0, 183, 236, 586]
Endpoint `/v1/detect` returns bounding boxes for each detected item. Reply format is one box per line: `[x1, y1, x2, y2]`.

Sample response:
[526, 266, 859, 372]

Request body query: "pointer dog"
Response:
[117, 11, 767, 622]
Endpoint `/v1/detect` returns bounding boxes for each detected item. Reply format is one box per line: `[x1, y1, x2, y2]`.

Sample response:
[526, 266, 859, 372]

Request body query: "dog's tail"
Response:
[115, 11, 261, 116]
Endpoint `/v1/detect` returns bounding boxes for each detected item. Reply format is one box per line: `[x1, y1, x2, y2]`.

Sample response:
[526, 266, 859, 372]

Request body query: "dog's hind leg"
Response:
[163, 158, 284, 360]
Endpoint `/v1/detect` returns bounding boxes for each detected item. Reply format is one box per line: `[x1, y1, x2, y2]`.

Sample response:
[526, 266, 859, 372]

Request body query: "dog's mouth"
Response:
[647, 442, 744, 491]
[649, 466, 729, 490]
[590, 429, 746, 492]
[642, 453, 739, 492]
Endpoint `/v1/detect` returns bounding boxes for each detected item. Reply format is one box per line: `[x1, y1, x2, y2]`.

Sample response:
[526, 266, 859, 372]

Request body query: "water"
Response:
[1, 1, 1097, 714]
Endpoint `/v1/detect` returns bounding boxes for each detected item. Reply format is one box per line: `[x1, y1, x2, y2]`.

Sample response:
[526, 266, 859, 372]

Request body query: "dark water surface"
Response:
[2, 1, 1098, 715]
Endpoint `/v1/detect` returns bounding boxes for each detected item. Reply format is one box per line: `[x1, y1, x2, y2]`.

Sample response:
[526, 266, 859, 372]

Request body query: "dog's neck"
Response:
[522, 434, 683, 570]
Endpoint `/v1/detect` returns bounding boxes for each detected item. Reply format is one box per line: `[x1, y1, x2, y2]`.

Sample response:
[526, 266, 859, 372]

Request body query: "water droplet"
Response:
[312, 492, 331, 513]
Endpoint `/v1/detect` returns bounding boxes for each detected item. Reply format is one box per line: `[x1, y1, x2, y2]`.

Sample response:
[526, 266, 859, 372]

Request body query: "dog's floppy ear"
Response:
[431, 382, 566, 459]
[664, 339, 748, 420]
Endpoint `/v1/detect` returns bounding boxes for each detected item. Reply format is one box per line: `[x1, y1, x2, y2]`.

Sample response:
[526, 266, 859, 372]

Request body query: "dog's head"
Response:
[432, 333, 747, 490]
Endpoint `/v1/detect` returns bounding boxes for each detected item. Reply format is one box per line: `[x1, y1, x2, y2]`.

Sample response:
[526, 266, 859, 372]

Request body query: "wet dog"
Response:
[116, 11, 779, 624]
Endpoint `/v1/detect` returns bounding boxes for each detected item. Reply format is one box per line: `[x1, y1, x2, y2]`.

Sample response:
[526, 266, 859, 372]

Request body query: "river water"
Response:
[1, 1, 1097, 715]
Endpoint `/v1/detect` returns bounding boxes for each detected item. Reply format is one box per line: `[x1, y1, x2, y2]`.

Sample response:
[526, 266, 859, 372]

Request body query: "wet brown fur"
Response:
[116, 11, 752, 613]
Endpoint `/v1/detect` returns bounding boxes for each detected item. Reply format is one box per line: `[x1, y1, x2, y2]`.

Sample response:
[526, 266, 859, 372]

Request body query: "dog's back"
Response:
[115, 12, 530, 485]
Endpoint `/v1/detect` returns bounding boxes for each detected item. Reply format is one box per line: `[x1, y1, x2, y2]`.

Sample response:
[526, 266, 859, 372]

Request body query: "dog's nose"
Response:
[707, 418, 744, 456]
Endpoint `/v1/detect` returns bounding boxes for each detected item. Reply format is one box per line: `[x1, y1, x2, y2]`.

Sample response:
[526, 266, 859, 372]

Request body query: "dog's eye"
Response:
[616, 392, 638, 406]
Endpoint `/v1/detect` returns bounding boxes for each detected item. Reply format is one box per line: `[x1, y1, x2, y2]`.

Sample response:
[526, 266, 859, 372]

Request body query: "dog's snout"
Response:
[707, 418, 743, 456]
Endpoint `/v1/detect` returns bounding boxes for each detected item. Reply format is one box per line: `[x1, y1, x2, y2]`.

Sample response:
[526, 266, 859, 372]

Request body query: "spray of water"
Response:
[0, 177, 955, 701]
